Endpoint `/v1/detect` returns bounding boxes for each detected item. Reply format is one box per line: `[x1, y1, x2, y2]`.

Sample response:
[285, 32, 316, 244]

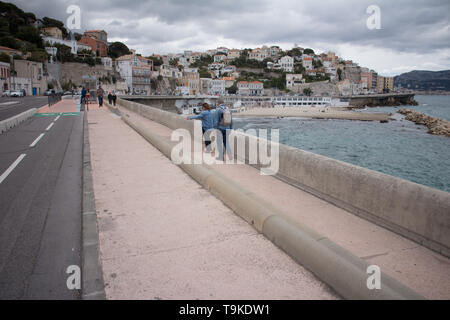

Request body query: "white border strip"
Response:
[30, 133, 45, 147]
[0, 154, 26, 184]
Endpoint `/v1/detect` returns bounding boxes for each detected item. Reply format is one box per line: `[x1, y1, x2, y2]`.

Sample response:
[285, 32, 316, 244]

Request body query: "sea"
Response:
[233, 95, 450, 193]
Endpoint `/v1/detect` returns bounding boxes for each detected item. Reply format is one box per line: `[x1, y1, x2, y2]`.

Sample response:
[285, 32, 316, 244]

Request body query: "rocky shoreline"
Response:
[398, 109, 450, 137]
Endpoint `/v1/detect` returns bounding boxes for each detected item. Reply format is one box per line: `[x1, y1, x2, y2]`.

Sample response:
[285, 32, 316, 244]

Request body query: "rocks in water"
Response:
[398, 108, 450, 137]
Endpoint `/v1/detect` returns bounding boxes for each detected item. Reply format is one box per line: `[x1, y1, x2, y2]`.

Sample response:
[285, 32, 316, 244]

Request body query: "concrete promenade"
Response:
[88, 105, 450, 299]
[88, 106, 337, 299]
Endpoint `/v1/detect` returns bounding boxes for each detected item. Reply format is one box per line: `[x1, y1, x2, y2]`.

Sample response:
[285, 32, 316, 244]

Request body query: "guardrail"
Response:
[48, 94, 62, 107]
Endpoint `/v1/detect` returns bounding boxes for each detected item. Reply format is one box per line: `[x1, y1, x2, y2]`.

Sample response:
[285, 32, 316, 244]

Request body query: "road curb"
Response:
[81, 110, 106, 300]
[0, 108, 37, 134]
[121, 109, 424, 300]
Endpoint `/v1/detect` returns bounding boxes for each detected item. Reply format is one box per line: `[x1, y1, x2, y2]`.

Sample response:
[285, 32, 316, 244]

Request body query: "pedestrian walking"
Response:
[108, 91, 113, 105]
[97, 85, 104, 107]
[112, 90, 117, 106]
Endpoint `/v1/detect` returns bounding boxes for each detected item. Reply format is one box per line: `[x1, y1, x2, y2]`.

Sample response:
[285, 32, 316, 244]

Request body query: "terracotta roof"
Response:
[116, 54, 134, 61]
[238, 81, 263, 84]
[0, 46, 20, 52]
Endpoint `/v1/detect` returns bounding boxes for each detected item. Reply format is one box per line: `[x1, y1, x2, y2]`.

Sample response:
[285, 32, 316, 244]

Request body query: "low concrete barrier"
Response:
[120, 108, 424, 300]
[117, 98, 450, 258]
[0, 108, 37, 134]
[251, 136, 450, 257]
[118, 97, 195, 136]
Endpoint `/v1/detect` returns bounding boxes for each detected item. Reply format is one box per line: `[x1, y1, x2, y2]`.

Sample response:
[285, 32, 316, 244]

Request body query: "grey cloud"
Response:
[8, 0, 450, 72]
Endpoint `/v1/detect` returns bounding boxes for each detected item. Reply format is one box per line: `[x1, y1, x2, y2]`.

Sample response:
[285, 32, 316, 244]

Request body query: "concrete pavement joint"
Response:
[81, 111, 106, 300]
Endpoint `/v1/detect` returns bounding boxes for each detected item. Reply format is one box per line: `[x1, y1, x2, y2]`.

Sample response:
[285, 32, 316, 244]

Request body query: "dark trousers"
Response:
[98, 96, 103, 106]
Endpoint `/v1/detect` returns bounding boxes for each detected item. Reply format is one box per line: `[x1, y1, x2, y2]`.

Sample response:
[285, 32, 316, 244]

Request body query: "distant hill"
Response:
[394, 70, 450, 91]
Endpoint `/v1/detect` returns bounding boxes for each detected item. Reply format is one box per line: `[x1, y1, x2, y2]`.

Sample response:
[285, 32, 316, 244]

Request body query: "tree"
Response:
[303, 88, 313, 96]
[169, 58, 179, 66]
[0, 51, 10, 63]
[199, 67, 211, 78]
[74, 33, 83, 41]
[227, 82, 237, 94]
[303, 48, 315, 55]
[15, 25, 43, 48]
[337, 68, 343, 81]
[27, 49, 48, 63]
[148, 56, 163, 67]
[108, 41, 131, 59]
[313, 59, 323, 68]
[54, 43, 73, 63]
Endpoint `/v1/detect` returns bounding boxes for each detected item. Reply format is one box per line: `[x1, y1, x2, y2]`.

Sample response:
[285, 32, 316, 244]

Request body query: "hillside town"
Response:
[0, 2, 396, 100]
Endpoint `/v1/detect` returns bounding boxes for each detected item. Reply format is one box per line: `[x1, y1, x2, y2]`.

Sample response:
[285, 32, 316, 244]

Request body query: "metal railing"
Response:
[48, 93, 62, 107]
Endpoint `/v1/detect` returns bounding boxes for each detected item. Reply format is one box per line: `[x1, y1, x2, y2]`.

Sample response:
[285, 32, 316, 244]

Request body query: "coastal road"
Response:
[0, 110, 83, 299]
[0, 96, 49, 121]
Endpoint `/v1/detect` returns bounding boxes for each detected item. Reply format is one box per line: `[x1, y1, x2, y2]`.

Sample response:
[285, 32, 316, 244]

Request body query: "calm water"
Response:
[233, 95, 450, 193]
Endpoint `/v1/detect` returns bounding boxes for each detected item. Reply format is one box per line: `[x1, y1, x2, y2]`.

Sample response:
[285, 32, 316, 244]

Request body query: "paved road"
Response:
[0, 96, 49, 121]
[0, 111, 83, 299]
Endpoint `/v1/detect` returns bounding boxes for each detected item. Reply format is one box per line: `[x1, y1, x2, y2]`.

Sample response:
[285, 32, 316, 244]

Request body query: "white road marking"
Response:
[54, 115, 61, 121]
[30, 133, 45, 147]
[0, 101, 19, 106]
[0, 154, 26, 184]
[45, 122, 54, 131]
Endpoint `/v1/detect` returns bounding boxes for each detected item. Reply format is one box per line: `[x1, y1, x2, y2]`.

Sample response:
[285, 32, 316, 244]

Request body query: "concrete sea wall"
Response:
[117, 98, 450, 258]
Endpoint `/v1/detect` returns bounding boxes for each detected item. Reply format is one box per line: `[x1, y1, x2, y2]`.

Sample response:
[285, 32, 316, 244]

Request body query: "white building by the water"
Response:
[272, 96, 332, 106]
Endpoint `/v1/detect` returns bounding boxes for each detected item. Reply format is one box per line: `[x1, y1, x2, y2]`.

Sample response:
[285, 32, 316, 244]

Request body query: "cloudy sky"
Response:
[10, 0, 450, 76]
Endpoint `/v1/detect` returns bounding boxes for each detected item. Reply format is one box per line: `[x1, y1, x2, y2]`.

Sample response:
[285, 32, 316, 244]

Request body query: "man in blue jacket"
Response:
[213, 99, 233, 160]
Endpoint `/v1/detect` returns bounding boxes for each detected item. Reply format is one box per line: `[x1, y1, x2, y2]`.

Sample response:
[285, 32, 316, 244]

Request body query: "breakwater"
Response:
[398, 108, 450, 136]
[341, 93, 418, 107]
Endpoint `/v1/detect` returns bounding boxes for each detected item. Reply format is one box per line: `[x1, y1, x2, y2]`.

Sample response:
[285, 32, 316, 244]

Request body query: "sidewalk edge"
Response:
[81, 110, 106, 300]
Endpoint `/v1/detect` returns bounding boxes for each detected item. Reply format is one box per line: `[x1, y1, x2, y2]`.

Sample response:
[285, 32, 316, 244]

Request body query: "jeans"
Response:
[98, 96, 103, 106]
[217, 128, 231, 159]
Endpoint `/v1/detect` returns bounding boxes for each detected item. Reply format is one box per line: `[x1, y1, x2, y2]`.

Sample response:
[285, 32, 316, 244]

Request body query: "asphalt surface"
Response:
[0, 96, 49, 121]
[0, 110, 83, 299]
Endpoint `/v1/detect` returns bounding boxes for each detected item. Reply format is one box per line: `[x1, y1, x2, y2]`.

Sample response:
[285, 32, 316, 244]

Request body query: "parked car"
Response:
[44, 90, 53, 96]
[11, 90, 24, 97]
[2, 90, 11, 97]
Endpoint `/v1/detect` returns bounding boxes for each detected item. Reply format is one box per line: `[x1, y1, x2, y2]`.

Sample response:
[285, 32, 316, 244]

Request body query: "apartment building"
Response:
[41, 27, 62, 39]
[237, 81, 264, 96]
[12, 59, 46, 95]
[227, 49, 241, 60]
[302, 56, 313, 69]
[286, 74, 304, 89]
[181, 68, 200, 95]
[249, 48, 269, 61]
[116, 52, 153, 95]
[78, 30, 108, 57]
[208, 79, 225, 96]
[279, 55, 294, 72]
[0, 61, 10, 93]
[376, 76, 394, 93]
